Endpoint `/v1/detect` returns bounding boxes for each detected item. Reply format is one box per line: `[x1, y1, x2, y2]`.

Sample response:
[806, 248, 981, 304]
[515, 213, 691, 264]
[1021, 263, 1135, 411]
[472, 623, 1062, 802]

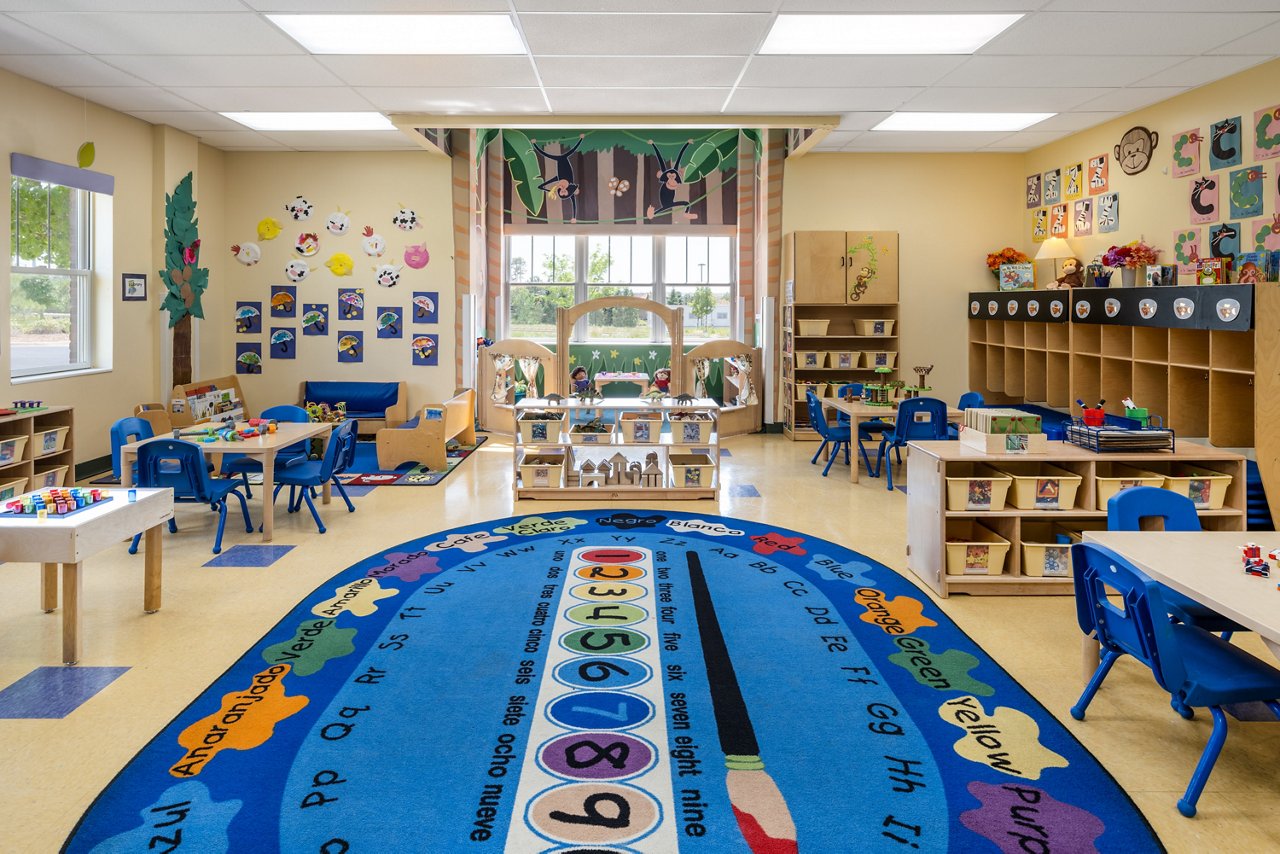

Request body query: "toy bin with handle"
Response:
[945, 463, 1013, 511]
[1163, 464, 1233, 510]
[997, 463, 1083, 510]
[945, 522, 1011, 576]
[0, 477, 27, 500]
[33, 425, 70, 456]
[1094, 462, 1165, 507]
[0, 435, 28, 465]
[33, 464, 69, 489]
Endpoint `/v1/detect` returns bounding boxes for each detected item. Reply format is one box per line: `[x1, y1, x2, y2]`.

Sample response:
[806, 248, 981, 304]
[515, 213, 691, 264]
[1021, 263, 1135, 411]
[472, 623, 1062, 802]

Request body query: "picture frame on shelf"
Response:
[121, 273, 147, 301]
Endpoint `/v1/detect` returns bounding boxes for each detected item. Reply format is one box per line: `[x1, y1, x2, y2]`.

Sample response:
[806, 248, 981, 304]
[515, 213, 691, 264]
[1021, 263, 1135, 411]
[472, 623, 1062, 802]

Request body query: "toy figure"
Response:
[1051, 257, 1085, 289]
[570, 366, 589, 394]
[653, 367, 671, 395]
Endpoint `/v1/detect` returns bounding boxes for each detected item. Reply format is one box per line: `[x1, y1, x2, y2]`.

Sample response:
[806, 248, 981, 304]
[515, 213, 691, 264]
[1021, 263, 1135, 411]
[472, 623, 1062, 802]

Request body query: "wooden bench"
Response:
[376, 389, 477, 472]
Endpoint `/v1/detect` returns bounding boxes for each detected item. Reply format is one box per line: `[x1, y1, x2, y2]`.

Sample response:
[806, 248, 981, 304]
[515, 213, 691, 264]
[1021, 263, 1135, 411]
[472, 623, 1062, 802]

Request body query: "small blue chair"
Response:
[873, 397, 950, 491]
[129, 439, 253, 554]
[949, 391, 985, 438]
[834, 383, 891, 454]
[1069, 542, 1280, 817]
[270, 419, 358, 533]
[221, 404, 313, 497]
[805, 392, 852, 477]
[110, 417, 179, 536]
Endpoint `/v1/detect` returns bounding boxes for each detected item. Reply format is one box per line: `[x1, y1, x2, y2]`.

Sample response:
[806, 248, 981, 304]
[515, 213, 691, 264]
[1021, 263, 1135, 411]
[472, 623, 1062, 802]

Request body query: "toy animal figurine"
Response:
[673, 393, 696, 405]
[544, 393, 565, 404]
[1051, 257, 1085, 289]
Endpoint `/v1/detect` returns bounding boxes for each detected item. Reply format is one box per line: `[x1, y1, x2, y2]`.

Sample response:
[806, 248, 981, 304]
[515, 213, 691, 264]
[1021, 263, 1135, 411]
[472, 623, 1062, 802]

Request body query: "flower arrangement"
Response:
[985, 246, 1030, 278]
[1102, 240, 1160, 270]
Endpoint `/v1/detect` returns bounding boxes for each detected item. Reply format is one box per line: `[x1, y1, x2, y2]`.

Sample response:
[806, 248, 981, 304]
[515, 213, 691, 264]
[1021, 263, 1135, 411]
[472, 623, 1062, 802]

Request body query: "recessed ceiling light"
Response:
[872, 112, 1054, 132]
[267, 13, 525, 55]
[221, 112, 397, 132]
[760, 14, 1022, 55]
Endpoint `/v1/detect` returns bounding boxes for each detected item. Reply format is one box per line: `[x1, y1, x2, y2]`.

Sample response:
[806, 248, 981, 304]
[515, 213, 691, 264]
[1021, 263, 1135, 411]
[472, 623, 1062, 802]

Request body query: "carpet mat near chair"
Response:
[63, 511, 1160, 853]
[337, 437, 486, 486]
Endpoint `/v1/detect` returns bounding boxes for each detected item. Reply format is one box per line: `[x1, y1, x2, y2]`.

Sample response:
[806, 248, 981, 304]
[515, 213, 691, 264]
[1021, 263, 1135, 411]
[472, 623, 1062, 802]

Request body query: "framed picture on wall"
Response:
[121, 273, 147, 301]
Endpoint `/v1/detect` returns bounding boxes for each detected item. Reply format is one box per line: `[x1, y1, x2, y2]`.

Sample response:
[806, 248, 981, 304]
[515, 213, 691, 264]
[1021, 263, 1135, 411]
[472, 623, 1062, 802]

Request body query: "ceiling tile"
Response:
[9, 12, 304, 55]
[519, 13, 771, 56]
[1204, 21, 1280, 55]
[190, 129, 288, 149]
[1072, 86, 1189, 113]
[0, 13, 78, 52]
[358, 86, 548, 113]
[844, 130, 1015, 150]
[837, 112, 893, 131]
[126, 109, 245, 131]
[536, 56, 746, 88]
[258, 130, 421, 150]
[0, 53, 146, 86]
[938, 55, 1184, 88]
[245, 0, 507, 9]
[982, 131, 1070, 150]
[979, 12, 1280, 55]
[170, 86, 373, 112]
[546, 87, 729, 113]
[1041, 0, 1267, 11]
[1023, 111, 1122, 132]
[0, 1, 244, 9]
[103, 55, 342, 87]
[778, 0, 1039, 9]
[810, 130, 862, 150]
[516, 0, 776, 10]
[1133, 55, 1271, 87]
[900, 86, 1109, 112]
[728, 87, 921, 113]
[62, 85, 202, 111]
[319, 55, 539, 88]
[740, 55, 967, 88]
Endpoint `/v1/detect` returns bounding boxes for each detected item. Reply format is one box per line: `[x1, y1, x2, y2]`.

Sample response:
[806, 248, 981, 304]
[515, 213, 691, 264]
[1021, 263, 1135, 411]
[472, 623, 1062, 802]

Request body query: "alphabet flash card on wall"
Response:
[1097, 193, 1120, 233]
[1043, 168, 1062, 205]
[1173, 228, 1201, 277]
[1209, 116, 1242, 170]
[1189, 175, 1220, 224]
[1209, 222, 1241, 261]
[1050, 203, 1067, 237]
[1255, 104, 1280, 161]
[1088, 153, 1109, 195]
[1073, 199, 1093, 237]
[1228, 166, 1264, 219]
[1032, 208, 1048, 242]
[1025, 174, 1041, 208]
[1172, 128, 1202, 178]
[1249, 216, 1280, 251]
[1065, 163, 1083, 200]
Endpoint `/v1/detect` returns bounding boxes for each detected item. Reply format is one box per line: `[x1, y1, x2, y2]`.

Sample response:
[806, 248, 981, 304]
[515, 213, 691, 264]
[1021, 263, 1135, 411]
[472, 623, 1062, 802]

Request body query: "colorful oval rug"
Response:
[65, 511, 1161, 853]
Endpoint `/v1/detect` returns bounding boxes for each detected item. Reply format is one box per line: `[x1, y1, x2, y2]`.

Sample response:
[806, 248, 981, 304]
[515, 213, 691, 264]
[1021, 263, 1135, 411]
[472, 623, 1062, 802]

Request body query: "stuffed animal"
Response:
[1053, 257, 1085, 289]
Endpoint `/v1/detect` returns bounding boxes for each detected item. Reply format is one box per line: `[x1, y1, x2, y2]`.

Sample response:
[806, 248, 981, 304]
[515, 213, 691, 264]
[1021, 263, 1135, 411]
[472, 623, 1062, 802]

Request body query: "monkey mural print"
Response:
[532, 135, 585, 223]
[647, 139, 697, 222]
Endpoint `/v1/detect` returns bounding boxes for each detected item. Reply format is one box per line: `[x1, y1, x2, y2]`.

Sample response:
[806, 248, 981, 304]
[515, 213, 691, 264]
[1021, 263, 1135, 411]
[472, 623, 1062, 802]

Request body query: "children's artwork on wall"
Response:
[404, 244, 430, 269]
[1032, 208, 1048, 242]
[1250, 216, 1280, 251]
[235, 301, 262, 333]
[1097, 193, 1120, 233]
[325, 252, 354, 277]
[1255, 104, 1280, 161]
[376, 307, 403, 339]
[326, 210, 351, 235]
[337, 332, 363, 364]
[1043, 168, 1061, 204]
[1064, 163, 1083, 200]
[392, 207, 420, 230]
[236, 342, 262, 374]
[361, 226, 386, 257]
[373, 263, 403, 288]
[295, 232, 319, 257]
[285, 259, 309, 282]
[1209, 117, 1242, 170]
[338, 288, 365, 320]
[1209, 222, 1241, 261]
[1114, 127, 1158, 176]
[257, 217, 282, 241]
[270, 328, 296, 359]
[1172, 128, 1202, 178]
[1088, 154, 1109, 195]
[412, 334, 439, 366]
[1189, 175, 1220, 224]
[1228, 166, 1264, 219]
[1025, 174, 1041, 208]
[302, 303, 329, 336]
[230, 242, 261, 266]
[1173, 228, 1201, 277]
[270, 285, 296, 318]
[1049, 203, 1067, 237]
[412, 292, 439, 323]
[284, 196, 313, 221]
[1073, 199, 1093, 237]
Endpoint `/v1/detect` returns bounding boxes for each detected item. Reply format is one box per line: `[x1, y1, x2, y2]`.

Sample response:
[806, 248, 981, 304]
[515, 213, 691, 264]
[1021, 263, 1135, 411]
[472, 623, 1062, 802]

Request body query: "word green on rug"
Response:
[64, 511, 1159, 852]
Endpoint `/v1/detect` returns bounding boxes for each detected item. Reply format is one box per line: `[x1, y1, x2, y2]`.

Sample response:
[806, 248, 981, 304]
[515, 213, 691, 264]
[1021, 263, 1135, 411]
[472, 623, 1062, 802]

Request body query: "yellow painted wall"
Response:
[782, 152, 1025, 404]
[210, 151, 455, 415]
[1022, 57, 1280, 273]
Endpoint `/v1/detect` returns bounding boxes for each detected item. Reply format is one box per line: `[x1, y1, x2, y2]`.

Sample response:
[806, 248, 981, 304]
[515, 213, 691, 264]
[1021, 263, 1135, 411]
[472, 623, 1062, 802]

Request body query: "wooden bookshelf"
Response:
[0, 406, 75, 495]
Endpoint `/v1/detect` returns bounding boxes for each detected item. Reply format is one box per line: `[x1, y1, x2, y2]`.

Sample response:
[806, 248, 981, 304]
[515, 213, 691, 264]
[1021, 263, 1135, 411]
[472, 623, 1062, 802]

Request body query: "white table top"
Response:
[120, 421, 331, 456]
[0, 488, 174, 563]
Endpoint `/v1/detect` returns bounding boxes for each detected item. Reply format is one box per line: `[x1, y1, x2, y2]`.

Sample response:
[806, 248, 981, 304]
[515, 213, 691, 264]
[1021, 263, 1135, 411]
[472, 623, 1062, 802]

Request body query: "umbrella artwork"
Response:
[234, 303, 261, 333]
[337, 332, 364, 363]
[412, 292, 438, 322]
[301, 304, 329, 336]
[236, 344, 262, 374]
[270, 290, 296, 314]
[377, 309, 402, 338]
[412, 334, 438, 366]
[270, 329, 295, 355]
[339, 289, 365, 319]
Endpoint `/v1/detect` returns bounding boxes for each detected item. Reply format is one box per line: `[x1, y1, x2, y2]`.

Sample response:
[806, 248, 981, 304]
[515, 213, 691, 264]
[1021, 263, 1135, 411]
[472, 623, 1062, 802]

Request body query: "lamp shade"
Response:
[1034, 237, 1075, 261]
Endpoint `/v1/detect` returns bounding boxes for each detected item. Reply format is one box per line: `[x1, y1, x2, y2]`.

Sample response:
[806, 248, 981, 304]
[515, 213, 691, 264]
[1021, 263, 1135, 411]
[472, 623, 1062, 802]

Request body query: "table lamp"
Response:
[1034, 237, 1075, 286]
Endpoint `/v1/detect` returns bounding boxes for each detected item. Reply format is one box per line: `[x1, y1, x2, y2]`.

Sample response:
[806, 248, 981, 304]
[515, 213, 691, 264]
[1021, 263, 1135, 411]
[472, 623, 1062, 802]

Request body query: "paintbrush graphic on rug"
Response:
[686, 550, 798, 853]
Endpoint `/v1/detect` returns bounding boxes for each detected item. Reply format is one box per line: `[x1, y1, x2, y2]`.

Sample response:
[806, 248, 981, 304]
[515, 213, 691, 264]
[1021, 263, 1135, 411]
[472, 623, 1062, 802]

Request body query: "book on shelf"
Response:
[999, 263, 1035, 291]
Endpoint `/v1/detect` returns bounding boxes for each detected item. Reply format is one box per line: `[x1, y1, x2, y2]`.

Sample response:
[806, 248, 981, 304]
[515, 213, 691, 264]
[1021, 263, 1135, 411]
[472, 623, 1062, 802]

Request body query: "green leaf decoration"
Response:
[741, 128, 763, 162]
[682, 130, 739, 184]
[159, 171, 208, 328]
[76, 141, 95, 169]
[503, 129, 545, 217]
[475, 128, 500, 164]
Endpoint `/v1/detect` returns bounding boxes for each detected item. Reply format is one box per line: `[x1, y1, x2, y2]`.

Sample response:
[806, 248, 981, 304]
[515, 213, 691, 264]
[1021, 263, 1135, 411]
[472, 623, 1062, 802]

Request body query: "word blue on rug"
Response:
[64, 511, 1159, 852]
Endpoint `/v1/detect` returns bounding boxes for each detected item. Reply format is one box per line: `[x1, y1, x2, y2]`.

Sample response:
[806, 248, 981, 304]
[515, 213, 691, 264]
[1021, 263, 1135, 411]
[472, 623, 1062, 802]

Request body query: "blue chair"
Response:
[873, 397, 950, 491]
[948, 391, 985, 438]
[1069, 542, 1280, 817]
[834, 383, 891, 452]
[110, 418, 179, 536]
[805, 392, 853, 477]
[221, 405, 313, 497]
[270, 419, 358, 533]
[128, 439, 253, 554]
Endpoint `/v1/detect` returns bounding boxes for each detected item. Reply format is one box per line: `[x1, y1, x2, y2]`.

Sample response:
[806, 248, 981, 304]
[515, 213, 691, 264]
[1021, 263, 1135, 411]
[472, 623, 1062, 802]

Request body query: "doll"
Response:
[570, 365, 590, 394]
[1051, 257, 1085, 289]
[652, 367, 671, 394]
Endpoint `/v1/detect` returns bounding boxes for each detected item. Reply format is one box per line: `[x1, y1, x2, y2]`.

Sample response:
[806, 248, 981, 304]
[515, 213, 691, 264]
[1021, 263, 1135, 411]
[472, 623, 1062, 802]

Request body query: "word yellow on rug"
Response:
[65, 511, 1160, 852]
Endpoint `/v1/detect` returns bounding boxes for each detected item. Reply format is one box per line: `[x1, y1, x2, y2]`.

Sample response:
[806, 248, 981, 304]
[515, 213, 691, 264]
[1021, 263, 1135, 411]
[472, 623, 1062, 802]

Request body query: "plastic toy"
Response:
[570, 366, 589, 394]
[4, 487, 111, 517]
[653, 367, 671, 394]
[1241, 543, 1270, 576]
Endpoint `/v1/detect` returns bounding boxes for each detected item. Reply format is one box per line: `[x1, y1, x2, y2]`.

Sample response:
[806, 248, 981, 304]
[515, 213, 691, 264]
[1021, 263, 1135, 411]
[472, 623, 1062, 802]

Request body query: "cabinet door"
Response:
[792, 231, 848, 304]
[846, 231, 898, 304]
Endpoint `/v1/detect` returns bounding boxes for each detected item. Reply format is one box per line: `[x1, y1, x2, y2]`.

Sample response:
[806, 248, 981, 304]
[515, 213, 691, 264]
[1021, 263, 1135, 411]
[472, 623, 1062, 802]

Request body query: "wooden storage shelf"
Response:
[1046, 323, 1071, 353]
[1046, 353, 1070, 407]
[1168, 366, 1210, 437]
[1209, 371, 1255, 448]
[1025, 323, 1047, 351]
[1005, 322, 1025, 347]
[0, 406, 75, 495]
[1169, 328, 1210, 367]
[1133, 327, 1168, 362]
[1101, 325, 1132, 358]
[1100, 358, 1132, 416]
[906, 440, 1245, 597]
[1003, 348, 1026, 398]
[1211, 329, 1254, 373]
[1024, 350, 1047, 402]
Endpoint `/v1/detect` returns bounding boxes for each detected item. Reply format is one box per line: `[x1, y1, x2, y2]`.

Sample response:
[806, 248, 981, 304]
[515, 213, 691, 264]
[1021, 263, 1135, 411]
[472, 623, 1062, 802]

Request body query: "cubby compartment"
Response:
[944, 519, 1013, 577]
[1071, 355, 1101, 409]
[1072, 324, 1101, 355]
[1024, 323, 1047, 351]
[1209, 329, 1254, 374]
[1131, 361, 1170, 424]
[1209, 370, 1255, 448]
[1101, 325, 1132, 359]
[1046, 323, 1071, 353]
[1024, 350, 1047, 402]
[1003, 348, 1025, 397]
[986, 322, 1005, 345]
[969, 343, 988, 392]
[986, 345, 1006, 393]
[1169, 328, 1210, 367]
[1005, 322, 1025, 347]
[1101, 358, 1133, 416]
[1133, 326, 1168, 363]
[970, 319, 987, 344]
[1168, 366, 1210, 437]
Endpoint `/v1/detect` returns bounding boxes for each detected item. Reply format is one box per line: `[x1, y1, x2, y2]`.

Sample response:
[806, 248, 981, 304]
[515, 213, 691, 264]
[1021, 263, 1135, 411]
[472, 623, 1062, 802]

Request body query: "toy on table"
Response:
[1241, 542, 1271, 577]
[5, 487, 111, 518]
[1049, 257, 1084, 289]
[570, 366, 590, 394]
[12, 400, 44, 411]
[652, 367, 671, 395]
[904, 364, 934, 398]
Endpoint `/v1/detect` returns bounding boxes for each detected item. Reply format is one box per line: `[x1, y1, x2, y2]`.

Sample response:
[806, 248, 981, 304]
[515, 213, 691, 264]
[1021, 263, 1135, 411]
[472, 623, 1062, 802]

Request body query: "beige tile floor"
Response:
[1, 434, 1277, 851]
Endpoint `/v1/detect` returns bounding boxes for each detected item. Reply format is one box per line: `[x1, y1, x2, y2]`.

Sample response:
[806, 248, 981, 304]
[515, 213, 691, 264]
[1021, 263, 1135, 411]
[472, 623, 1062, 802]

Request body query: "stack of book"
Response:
[964, 408, 1042, 435]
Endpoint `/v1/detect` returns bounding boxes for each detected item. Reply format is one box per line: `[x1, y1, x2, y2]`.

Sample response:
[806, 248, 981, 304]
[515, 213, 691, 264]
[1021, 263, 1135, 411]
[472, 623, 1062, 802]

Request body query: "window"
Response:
[505, 233, 735, 343]
[10, 176, 92, 378]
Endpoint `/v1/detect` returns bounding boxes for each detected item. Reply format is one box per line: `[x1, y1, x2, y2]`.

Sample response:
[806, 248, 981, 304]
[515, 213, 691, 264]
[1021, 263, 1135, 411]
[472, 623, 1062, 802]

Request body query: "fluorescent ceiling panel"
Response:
[873, 112, 1054, 131]
[760, 13, 1022, 54]
[221, 111, 395, 131]
[267, 13, 524, 54]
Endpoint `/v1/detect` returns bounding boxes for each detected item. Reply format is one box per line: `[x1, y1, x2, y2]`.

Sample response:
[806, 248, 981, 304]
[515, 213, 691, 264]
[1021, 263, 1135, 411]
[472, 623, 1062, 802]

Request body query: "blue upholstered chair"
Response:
[220, 404, 313, 497]
[270, 419, 358, 534]
[873, 397, 950, 491]
[129, 439, 253, 554]
[805, 392, 852, 477]
[1069, 542, 1280, 817]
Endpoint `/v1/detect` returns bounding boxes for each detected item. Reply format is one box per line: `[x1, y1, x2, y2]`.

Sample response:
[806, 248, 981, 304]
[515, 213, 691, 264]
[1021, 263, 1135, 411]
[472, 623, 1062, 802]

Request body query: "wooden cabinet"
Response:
[906, 440, 1245, 597]
[787, 231, 899, 305]
[0, 406, 75, 496]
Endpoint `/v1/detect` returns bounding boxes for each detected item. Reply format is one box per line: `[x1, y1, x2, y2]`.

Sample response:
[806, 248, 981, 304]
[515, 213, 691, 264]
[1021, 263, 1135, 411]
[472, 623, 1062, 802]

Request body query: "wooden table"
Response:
[120, 422, 333, 543]
[1083, 531, 1280, 671]
[594, 373, 650, 395]
[820, 398, 962, 483]
[0, 488, 173, 664]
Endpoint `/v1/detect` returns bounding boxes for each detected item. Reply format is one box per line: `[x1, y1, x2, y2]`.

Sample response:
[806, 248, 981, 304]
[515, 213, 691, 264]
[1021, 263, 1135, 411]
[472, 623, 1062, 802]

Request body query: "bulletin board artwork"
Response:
[337, 331, 364, 364]
[235, 343, 262, 374]
[1073, 199, 1093, 237]
[270, 285, 297, 318]
[412, 334, 439, 366]
[1025, 173, 1042, 208]
[1087, 154, 1109, 195]
[1049, 203, 1068, 237]
[376, 307, 403, 339]
[1096, 193, 1120, 234]
[1251, 216, 1280, 252]
[1064, 162, 1084, 200]
[1032, 208, 1049, 242]
[1209, 116, 1243, 170]
[412, 292, 439, 324]
[1256, 104, 1280, 161]
[1189, 175, 1220, 225]
[234, 301, 262, 334]
[270, 328, 296, 359]
[1172, 128, 1202, 178]
[1209, 222, 1242, 261]
[1228, 166, 1264, 220]
[1174, 228, 1202, 277]
[1043, 168, 1062, 205]
[301, 303, 329, 336]
[338, 288, 365, 320]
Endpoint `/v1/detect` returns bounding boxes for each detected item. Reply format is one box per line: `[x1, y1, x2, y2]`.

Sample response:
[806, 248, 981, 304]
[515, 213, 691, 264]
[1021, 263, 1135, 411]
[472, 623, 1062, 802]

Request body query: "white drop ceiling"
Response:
[0, 1, 1277, 153]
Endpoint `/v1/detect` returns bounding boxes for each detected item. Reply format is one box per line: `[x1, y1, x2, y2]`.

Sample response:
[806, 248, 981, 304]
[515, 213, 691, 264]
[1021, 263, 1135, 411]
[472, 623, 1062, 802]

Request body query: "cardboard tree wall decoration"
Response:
[159, 172, 208, 386]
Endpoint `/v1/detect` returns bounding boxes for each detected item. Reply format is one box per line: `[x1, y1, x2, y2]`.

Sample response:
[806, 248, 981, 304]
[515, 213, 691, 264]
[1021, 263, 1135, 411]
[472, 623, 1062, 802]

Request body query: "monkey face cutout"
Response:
[1115, 126, 1159, 175]
[661, 169, 681, 189]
